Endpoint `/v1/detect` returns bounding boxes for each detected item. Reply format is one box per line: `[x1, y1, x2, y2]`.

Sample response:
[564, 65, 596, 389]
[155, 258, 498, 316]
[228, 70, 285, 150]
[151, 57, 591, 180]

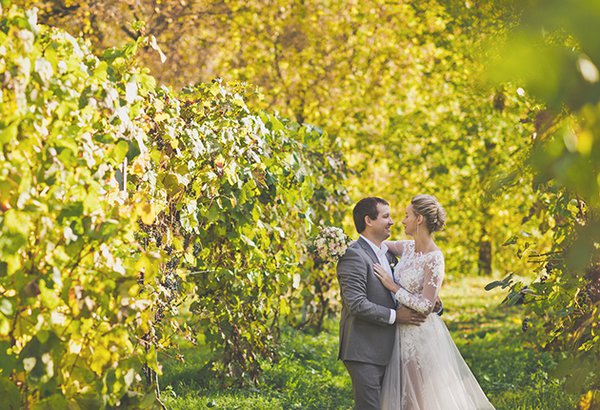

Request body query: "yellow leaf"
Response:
[578, 390, 600, 410]
[139, 203, 155, 225]
[90, 344, 112, 375]
[155, 112, 170, 122]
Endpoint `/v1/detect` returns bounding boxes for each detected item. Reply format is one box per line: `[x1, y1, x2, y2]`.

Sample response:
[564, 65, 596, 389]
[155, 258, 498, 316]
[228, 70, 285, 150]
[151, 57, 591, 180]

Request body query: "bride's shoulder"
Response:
[426, 248, 445, 263]
[420, 244, 444, 260]
[431, 245, 443, 254]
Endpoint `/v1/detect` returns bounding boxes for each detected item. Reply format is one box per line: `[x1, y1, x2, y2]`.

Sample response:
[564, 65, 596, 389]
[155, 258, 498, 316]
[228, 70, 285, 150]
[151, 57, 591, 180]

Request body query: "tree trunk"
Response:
[478, 228, 492, 276]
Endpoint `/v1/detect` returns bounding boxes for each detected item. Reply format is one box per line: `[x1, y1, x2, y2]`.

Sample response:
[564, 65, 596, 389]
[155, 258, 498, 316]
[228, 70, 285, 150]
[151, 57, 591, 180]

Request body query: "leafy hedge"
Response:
[0, 5, 348, 407]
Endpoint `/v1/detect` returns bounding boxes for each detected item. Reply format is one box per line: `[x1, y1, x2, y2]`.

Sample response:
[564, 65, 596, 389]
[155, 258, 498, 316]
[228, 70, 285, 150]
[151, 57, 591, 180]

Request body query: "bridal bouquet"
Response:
[312, 226, 350, 264]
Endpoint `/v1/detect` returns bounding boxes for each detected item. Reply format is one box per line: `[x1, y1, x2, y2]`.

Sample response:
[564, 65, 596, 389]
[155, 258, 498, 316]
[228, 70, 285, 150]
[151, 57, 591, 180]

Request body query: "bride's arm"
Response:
[384, 240, 405, 256]
[392, 253, 445, 315]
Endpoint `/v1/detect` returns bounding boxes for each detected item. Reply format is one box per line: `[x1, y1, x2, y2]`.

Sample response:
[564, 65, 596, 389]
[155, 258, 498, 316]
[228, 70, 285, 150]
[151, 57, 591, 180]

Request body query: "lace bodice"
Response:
[391, 240, 444, 314]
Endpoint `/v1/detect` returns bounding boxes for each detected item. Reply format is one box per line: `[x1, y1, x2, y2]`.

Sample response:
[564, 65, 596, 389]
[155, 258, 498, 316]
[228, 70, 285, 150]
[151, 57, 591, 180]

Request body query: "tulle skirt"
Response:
[381, 315, 495, 410]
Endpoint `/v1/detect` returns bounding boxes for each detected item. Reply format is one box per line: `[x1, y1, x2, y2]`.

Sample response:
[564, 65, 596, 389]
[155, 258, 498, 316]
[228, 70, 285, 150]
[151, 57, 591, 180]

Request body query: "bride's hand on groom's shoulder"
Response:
[373, 263, 400, 292]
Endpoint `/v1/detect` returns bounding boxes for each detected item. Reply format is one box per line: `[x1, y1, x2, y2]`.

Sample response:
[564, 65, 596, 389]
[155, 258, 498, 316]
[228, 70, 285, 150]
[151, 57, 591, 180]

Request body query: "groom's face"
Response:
[367, 203, 393, 241]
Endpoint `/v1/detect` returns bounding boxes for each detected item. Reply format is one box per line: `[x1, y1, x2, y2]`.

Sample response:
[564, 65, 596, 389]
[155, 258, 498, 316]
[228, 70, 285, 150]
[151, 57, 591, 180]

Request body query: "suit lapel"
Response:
[357, 237, 398, 307]
[357, 237, 380, 266]
[357, 237, 397, 266]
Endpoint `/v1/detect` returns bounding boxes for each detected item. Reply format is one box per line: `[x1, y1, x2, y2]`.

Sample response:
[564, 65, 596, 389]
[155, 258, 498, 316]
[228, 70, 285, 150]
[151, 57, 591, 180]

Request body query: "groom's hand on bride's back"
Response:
[395, 306, 427, 326]
[434, 297, 443, 316]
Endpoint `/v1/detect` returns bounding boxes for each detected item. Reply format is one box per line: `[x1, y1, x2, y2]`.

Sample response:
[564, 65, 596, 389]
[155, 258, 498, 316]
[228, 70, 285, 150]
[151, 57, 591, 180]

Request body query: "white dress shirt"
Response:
[360, 235, 396, 324]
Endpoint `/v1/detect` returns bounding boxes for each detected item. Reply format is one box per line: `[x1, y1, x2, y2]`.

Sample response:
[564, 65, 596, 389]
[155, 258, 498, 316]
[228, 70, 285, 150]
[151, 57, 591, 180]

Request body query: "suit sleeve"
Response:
[337, 247, 394, 326]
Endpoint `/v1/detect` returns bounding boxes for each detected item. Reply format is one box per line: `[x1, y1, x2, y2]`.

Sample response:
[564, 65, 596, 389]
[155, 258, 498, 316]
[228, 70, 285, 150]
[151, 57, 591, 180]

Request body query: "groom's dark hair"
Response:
[353, 197, 389, 233]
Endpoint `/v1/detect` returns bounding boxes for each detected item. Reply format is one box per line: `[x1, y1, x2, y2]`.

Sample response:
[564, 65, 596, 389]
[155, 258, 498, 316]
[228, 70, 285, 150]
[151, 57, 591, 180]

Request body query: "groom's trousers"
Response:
[343, 360, 387, 410]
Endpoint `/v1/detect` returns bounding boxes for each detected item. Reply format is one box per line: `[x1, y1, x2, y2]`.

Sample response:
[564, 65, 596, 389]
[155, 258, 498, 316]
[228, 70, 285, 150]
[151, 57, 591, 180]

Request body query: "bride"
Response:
[373, 194, 495, 410]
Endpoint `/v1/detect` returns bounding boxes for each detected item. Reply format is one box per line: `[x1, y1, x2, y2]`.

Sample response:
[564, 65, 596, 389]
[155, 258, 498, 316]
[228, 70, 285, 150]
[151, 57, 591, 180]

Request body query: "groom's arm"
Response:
[337, 248, 394, 326]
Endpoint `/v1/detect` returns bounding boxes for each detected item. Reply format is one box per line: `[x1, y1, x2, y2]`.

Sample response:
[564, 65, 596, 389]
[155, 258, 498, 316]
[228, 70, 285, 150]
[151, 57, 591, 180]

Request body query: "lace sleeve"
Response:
[384, 240, 411, 257]
[394, 252, 444, 314]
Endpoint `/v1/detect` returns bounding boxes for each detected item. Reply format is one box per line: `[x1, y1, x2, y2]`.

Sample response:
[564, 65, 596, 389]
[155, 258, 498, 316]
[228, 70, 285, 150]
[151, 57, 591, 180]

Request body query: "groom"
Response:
[337, 197, 427, 410]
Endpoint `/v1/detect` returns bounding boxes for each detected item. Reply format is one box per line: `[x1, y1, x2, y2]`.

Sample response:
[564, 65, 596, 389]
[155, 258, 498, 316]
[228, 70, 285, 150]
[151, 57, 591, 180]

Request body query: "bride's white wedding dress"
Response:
[381, 241, 495, 410]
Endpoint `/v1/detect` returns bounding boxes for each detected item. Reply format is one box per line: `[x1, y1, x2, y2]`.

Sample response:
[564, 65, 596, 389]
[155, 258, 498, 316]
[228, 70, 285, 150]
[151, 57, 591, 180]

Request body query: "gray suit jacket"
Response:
[337, 237, 398, 365]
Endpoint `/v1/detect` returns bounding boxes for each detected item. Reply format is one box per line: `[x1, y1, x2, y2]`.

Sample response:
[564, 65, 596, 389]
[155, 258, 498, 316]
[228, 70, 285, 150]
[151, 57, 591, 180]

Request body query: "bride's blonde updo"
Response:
[411, 194, 446, 233]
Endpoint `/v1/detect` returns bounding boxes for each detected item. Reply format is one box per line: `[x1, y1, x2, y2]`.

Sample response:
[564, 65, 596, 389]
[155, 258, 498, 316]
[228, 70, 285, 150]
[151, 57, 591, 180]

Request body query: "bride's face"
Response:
[402, 204, 419, 236]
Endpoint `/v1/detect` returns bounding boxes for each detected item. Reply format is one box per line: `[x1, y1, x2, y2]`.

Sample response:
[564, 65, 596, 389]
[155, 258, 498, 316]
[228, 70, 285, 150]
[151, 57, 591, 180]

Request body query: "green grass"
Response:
[160, 276, 578, 409]
[442, 275, 577, 410]
[159, 324, 353, 410]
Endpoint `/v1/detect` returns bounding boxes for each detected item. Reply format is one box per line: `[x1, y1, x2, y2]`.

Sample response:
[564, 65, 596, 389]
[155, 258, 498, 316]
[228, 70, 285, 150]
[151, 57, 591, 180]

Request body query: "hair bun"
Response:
[411, 194, 446, 232]
[434, 205, 446, 232]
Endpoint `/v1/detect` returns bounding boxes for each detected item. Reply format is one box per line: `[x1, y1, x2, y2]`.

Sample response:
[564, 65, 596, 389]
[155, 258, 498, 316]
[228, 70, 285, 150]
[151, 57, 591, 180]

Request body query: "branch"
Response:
[121, 25, 139, 41]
